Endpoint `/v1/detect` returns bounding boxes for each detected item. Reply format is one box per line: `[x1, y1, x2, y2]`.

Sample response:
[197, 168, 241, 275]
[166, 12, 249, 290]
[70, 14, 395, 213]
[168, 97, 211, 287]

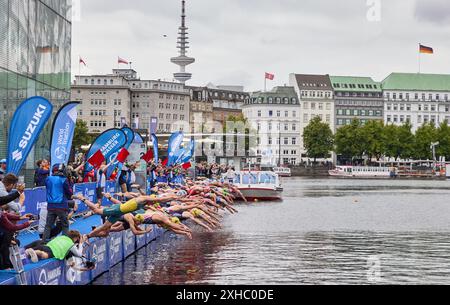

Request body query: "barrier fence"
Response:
[0, 179, 174, 285]
[0, 225, 166, 285]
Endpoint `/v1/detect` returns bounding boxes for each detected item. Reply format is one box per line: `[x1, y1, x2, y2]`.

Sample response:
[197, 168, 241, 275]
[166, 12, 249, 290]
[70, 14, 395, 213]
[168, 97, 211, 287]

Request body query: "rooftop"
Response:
[382, 73, 450, 91]
[330, 76, 382, 93]
[291, 74, 332, 91]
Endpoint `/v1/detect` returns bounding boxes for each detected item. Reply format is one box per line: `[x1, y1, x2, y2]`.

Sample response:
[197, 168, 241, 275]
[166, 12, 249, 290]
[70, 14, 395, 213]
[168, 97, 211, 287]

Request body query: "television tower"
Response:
[171, 0, 195, 84]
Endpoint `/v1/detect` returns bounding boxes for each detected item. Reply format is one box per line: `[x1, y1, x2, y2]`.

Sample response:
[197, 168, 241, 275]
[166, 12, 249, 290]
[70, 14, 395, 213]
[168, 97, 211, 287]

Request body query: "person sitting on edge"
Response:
[24, 230, 86, 263]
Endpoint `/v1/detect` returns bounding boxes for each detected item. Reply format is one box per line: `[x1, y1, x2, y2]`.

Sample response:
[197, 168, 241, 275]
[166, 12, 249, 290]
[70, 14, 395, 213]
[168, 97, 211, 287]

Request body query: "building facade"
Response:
[72, 72, 131, 133]
[289, 73, 334, 157]
[188, 86, 213, 133]
[330, 76, 383, 128]
[382, 73, 450, 133]
[243, 86, 301, 166]
[72, 69, 190, 134]
[208, 84, 248, 125]
[0, 0, 72, 181]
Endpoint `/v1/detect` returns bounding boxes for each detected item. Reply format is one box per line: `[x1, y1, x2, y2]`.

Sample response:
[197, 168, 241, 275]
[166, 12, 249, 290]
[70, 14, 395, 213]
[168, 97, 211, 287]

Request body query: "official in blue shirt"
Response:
[42, 164, 74, 241]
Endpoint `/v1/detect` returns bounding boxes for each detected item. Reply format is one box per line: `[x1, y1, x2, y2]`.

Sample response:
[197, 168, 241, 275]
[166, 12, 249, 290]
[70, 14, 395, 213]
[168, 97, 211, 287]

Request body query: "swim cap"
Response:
[192, 208, 202, 217]
[171, 217, 181, 224]
[135, 214, 145, 223]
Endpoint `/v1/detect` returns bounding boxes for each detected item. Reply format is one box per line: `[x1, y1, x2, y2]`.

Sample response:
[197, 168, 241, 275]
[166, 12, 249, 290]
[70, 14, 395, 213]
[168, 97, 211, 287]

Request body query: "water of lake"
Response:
[92, 177, 450, 285]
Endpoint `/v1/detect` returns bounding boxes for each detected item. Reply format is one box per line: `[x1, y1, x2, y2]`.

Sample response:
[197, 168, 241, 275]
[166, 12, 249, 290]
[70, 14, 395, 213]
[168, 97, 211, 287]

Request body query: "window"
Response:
[277, 111, 281, 117]
[293, 111, 297, 118]
[319, 103, 324, 110]
[285, 111, 289, 117]
[284, 124, 288, 131]
[303, 114, 309, 123]
[268, 137, 272, 145]
[269, 110, 273, 117]
[257, 110, 261, 117]
[284, 138, 289, 145]
[311, 103, 316, 110]
[292, 124, 297, 131]
[292, 138, 297, 145]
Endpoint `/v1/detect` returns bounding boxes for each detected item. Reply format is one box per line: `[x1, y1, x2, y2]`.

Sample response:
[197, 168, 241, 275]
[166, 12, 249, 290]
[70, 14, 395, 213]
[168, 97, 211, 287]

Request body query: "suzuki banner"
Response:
[7, 96, 54, 175]
[84, 129, 127, 173]
[50, 102, 79, 172]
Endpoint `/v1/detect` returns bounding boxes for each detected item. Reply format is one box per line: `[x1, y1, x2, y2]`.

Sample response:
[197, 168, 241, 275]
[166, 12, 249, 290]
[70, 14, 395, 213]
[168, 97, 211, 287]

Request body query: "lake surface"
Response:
[92, 177, 450, 285]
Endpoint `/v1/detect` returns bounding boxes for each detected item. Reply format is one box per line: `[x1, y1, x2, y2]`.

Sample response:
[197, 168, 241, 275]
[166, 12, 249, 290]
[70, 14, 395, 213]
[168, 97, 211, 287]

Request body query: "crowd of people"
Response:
[0, 156, 244, 274]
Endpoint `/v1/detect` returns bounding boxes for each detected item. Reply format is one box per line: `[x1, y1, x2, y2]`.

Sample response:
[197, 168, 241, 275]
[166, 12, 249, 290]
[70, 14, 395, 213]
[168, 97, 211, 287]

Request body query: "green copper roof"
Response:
[382, 73, 450, 91]
[251, 86, 298, 98]
[330, 76, 382, 93]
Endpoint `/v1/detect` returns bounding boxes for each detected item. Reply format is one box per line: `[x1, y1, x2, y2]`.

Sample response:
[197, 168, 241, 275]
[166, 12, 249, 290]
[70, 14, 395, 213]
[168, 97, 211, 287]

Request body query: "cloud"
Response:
[414, 0, 450, 25]
[72, 0, 450, 91]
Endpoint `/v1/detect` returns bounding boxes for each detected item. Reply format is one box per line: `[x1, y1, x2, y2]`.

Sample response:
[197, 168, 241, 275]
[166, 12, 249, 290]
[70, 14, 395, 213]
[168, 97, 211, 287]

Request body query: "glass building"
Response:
[0, 0, 71, 183]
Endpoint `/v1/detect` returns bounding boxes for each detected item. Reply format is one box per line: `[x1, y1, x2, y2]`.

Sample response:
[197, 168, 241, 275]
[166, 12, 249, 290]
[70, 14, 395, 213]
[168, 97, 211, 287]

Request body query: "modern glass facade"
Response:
[0, 0, 71, 182]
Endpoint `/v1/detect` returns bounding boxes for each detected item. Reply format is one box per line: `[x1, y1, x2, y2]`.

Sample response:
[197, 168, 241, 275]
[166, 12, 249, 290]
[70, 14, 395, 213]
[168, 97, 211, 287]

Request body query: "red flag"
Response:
[118, 57, 129, 65]
[162, 158, 168, 167]
[141, 149, 154, 163]
[182, 162, 191, 170]
[79, 57, 87, 66]
[88, 150, 105, 169]
[265, 72, 275, 80]
[116, 148, 130, 163]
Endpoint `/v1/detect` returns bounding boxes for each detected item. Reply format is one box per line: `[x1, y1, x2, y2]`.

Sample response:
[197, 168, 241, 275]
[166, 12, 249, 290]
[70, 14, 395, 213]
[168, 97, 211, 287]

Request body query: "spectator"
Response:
[0, 207, 33, 270]
[0, 159, 7, 182]
[42, 164, 74, 241]
[0, 174, 25, 214]
[34, 159, 50, 187]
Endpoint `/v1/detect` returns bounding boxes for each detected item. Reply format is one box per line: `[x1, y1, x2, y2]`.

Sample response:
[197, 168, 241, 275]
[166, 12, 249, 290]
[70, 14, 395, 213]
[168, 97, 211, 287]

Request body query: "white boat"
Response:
[329, 166, 397, 178]
[273, 167, 292, 177]
[224, 171, 283, 201]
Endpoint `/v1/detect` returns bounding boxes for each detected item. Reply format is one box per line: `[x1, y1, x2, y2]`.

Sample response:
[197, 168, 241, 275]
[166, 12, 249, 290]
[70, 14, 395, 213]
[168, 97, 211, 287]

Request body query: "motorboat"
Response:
[224, 171, 283, 201]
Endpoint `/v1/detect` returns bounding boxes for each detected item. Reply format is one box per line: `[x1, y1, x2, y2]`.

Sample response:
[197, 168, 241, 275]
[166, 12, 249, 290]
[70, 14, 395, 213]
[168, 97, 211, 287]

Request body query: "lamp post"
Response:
[430, 141, 439, 171]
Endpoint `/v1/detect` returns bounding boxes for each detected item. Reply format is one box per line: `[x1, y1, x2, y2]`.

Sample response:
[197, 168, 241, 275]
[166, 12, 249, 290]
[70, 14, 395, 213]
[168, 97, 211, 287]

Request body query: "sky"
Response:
[71, 0, 450, 92]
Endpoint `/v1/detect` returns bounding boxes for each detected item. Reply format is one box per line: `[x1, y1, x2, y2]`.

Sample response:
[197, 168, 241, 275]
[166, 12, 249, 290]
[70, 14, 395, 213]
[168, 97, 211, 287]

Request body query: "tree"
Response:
[381, 124, 399, 159]
[334, 119, 365, 161]
[397, 122, 415, 159]
[413, 123, 438, 160]
[72, 119, 93, 151]
[361, 120, 385, 160]
[436, 120, 450, 159]
[303, 117, 334, 162]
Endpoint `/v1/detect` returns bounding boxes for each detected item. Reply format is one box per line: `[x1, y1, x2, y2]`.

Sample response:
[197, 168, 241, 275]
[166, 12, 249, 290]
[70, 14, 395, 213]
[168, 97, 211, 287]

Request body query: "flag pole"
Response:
[264, 74, 267, 92]
[78, 55, 81, 77]
[418, 43, 421, 74]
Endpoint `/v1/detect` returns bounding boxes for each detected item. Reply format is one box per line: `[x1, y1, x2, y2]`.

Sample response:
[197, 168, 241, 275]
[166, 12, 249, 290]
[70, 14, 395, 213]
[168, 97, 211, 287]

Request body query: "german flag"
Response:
[419, 44, 434, 54]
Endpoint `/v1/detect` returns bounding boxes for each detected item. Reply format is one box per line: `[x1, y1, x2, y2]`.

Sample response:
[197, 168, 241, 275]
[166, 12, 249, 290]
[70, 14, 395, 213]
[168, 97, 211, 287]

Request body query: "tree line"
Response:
[303, 117, 450, 162]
